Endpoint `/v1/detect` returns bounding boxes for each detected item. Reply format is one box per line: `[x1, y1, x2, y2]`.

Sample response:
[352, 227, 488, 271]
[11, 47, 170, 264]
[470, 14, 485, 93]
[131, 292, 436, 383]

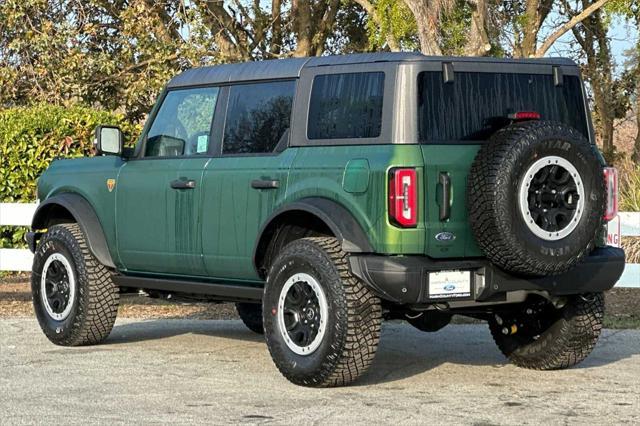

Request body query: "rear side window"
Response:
[308, 72, 385, 140]
[223, 80, 295, 155]
[417, 72, 589, 142]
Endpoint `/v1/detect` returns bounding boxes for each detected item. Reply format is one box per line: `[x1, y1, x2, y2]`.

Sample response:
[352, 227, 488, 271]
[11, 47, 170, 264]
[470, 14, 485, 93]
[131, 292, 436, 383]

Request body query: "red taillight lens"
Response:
[389, 168, 417, 227]
[604, 167, 618, 221]
[508, 111, 541, 121]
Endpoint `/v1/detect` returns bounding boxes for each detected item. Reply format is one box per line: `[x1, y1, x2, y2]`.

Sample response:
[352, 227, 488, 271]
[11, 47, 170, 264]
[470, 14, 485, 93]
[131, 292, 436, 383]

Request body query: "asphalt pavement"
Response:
[2, 319, 639, 425]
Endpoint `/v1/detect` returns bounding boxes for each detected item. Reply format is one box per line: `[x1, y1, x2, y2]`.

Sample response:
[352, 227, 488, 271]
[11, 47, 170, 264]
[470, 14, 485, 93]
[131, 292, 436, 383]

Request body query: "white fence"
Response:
[1, 203, 639, 287]
[0, 203, 36, 272]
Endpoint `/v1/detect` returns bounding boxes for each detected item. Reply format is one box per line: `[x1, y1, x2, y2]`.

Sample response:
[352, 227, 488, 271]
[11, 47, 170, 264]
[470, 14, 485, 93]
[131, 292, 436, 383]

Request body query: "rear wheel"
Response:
[263, 237, 382, 387]
[31, 224, 119, 346]
[235, 303, 263, 334]
[489, 293, 604, 370]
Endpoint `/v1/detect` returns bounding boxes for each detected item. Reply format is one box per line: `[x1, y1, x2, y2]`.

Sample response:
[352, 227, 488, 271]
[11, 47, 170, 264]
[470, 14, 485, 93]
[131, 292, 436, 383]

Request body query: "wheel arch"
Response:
[31, 193, 115, 269]
[253, 198, 374, 278]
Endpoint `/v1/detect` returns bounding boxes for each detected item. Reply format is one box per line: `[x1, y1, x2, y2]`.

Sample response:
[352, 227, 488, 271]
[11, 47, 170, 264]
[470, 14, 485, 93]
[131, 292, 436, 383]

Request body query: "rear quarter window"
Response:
[417, 71, 589, 142]
[307, 72, 385, 140]
[223, 80, 295, 155]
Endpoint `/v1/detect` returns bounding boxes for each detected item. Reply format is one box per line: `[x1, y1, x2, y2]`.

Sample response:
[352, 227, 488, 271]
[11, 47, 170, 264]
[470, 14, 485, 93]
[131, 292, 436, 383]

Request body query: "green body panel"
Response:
[287, 145, 425, 254]
[37, 156, 125, 265]
[115, 157, 209, 275]
[35, 143, 482, 279]
[420, 145, 483, 258]
[200, 150, 296, 281]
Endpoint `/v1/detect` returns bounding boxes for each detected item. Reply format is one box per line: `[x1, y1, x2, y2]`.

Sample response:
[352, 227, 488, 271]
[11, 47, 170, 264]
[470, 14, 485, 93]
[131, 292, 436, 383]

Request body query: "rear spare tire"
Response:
[467, 121, 605, 276]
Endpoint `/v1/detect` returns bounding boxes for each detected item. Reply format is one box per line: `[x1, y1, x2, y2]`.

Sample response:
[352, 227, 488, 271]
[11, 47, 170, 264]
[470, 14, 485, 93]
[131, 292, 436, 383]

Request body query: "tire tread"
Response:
[33, 223, 119, 346]
[264, 237, 382, 387]
[489, 293, 604, 370]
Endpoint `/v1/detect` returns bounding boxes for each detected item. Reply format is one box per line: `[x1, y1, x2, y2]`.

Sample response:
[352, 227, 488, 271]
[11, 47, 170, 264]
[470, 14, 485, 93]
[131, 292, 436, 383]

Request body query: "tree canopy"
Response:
[0, 0, 638, 157]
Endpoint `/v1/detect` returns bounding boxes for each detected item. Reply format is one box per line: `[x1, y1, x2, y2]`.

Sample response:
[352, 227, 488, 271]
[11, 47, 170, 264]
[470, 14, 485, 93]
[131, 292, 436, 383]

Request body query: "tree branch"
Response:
[312, 0, 340, 55]
[91, 53, 179, 85]
[535, 0, 611, 57]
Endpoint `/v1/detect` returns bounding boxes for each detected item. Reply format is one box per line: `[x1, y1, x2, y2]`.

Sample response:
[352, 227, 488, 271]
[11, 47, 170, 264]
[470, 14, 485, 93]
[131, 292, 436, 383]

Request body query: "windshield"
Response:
[417, 71, 589, 143]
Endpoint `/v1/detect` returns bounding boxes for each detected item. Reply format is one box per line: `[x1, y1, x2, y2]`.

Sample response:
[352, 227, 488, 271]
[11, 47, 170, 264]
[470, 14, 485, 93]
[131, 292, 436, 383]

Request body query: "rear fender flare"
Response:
[253, 198, 374, 272]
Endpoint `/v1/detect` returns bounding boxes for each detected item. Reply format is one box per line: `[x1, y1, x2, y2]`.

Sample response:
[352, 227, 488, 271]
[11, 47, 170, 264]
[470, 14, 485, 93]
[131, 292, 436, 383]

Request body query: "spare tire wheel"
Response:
[467, 121, 605, 276]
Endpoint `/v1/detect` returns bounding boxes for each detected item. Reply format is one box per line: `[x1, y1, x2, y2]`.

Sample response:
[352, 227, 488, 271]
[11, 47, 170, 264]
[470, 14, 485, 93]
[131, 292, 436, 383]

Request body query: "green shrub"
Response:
[0, 103, 140, 247]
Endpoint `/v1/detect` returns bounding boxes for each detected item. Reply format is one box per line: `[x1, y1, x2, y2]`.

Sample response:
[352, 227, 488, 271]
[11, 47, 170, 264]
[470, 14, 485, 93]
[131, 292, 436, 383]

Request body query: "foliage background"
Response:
[0, 104, 140, 247]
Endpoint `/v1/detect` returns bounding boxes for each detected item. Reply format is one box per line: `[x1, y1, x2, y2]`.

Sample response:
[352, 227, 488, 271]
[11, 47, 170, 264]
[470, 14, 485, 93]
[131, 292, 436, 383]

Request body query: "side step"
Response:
[113, 275, 263, 303]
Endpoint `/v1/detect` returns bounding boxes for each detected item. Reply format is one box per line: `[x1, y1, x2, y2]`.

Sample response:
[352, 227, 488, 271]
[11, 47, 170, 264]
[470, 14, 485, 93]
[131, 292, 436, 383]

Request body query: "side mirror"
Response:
[94, 125, 123, 156]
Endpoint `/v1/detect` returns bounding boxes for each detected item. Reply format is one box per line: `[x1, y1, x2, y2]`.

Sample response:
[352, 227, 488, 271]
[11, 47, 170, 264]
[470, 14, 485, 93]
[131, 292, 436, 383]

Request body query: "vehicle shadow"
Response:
[104, 319, 639, 386]
[106, 318, 266, 344]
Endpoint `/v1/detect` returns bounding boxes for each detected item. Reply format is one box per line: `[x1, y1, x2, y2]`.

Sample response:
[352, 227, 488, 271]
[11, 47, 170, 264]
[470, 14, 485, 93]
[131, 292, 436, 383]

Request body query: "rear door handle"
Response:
[170, 179, 196, 190]
[251, 179, 279, 189]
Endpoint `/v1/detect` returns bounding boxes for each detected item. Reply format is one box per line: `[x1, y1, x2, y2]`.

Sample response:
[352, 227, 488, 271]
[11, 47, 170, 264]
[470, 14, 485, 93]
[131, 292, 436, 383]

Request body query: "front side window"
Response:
[145, 87, 219, 157]
[307, 72, 385, 140]
[223, 80, 296, 155]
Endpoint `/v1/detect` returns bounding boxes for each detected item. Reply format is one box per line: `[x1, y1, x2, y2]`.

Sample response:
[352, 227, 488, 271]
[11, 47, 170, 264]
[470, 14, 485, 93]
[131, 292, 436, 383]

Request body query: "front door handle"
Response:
[170, 179, 196, 190]
[251, 179, 279, 189]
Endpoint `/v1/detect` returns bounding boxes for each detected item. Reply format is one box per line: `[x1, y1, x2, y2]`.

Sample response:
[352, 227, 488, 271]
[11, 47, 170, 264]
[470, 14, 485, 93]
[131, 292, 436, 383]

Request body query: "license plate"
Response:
[428, 270, 472, 299]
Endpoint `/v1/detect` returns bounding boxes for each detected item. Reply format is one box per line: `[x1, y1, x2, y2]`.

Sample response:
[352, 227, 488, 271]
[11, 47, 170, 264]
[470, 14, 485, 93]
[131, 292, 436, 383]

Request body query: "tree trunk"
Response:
[633, 88, 640, 163]
[571, 4, 616, 159]
[311, 0, 341, 56]
[520, 0, 541, 57]
[464, 0, 491, 56]
[271, 0, 282, 55]
[403, 0, 442, 55]
[514, 0, 553, 58]
[587, 56, 616, 158]
[292, 0, 313, 57]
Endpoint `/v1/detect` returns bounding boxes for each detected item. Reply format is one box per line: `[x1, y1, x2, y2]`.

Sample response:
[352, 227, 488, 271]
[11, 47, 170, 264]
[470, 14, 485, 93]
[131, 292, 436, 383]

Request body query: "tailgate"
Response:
[421, 145, 483, 258]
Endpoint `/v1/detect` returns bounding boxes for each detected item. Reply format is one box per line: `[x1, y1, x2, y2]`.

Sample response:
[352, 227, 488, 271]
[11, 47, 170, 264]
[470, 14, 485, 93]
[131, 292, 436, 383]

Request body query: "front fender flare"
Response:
[31, 193, 115, 269]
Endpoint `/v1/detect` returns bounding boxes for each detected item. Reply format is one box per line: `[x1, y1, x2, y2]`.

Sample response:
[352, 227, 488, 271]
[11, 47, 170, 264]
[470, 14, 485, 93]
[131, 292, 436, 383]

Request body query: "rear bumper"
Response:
[350, 246, 626, 305]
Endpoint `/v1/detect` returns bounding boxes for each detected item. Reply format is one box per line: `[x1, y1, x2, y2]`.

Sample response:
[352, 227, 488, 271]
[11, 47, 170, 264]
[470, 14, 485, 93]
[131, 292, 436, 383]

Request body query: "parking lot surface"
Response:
[2, 319, 639, 424]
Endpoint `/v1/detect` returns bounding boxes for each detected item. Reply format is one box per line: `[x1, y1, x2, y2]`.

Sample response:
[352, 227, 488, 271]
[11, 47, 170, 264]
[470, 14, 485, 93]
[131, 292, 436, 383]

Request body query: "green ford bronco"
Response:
[28, 53, 625, 387]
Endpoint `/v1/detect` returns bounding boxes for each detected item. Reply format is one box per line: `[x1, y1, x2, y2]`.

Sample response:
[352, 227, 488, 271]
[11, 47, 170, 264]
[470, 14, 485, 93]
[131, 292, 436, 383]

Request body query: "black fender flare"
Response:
[253, 197, 374, 271]
[31, 193, 116, 269]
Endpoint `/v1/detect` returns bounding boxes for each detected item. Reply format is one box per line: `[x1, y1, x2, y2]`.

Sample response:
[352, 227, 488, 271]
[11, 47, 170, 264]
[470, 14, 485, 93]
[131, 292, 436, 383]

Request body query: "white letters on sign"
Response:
[607, 215, 621, 248]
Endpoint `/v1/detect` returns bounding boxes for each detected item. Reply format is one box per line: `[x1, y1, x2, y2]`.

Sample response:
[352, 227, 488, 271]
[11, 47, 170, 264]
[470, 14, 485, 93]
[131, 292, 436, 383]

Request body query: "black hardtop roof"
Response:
[167, 52, 577, 88]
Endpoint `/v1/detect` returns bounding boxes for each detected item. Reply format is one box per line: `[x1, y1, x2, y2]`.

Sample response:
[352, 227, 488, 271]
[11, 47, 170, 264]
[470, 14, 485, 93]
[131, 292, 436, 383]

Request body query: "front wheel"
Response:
[489, 293, 604, 370]
[31, 224, 119, 346]
[263, 237, 382, 387]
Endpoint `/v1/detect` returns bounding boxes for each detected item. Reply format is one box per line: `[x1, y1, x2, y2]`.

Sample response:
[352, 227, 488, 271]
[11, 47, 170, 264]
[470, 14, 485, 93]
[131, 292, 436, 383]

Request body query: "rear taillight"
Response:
[508, 111, 541, 121]
[389, 168, 417, 227]
[604, 167, 618, 221]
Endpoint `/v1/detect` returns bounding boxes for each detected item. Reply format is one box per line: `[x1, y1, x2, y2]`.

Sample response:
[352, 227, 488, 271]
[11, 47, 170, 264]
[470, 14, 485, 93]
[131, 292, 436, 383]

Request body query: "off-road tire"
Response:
[31, 224, 119, 346]
[263, 237, 382, 387]
[236, 303, 264, 334]
[489, 293, 604, 370]
[467, 121, 605, 276]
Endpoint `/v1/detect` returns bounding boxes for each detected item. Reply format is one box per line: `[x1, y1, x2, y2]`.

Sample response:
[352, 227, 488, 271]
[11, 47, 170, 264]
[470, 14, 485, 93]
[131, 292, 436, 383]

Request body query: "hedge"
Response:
[0, 104, 140, 247]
